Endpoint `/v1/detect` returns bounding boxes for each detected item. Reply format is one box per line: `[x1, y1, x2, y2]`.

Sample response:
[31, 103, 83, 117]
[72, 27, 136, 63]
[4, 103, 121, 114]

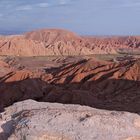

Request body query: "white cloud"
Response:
[15, 3, 50, 11]
[59, 0, 71, 5]
[113, 0, 140, 8]
[14, 1, 65, 11]
[59, 0, 67, 5]
[16, 5, 32, 11]
[37, 3, 50, 8]
[11, 0, 72, 12]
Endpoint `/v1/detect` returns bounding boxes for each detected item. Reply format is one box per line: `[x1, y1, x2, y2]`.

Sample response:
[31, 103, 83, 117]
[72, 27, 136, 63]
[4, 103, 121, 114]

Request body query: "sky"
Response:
[0, 0, 140, 35]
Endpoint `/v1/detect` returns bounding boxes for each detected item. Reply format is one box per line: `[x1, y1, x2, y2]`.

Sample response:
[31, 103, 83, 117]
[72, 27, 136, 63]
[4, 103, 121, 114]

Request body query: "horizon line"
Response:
[0, 28, 140, 37]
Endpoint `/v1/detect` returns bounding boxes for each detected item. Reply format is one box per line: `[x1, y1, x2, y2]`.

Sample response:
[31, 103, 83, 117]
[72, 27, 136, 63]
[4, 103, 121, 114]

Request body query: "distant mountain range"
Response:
[0, 28, 140, 56]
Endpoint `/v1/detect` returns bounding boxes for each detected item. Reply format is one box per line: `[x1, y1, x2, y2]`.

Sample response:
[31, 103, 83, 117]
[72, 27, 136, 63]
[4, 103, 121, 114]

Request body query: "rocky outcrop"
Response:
[0, 100, 140, 140]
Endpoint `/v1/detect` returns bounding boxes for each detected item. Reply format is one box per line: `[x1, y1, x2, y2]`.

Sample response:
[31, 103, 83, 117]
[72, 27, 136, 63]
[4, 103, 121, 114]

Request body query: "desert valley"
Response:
[0, 29, 140, 140]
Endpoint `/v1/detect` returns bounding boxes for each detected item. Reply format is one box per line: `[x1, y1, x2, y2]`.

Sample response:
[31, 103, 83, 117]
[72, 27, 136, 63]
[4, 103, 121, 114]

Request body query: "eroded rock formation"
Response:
[0, 58, 140, 113]
[1, 29, 140, 56]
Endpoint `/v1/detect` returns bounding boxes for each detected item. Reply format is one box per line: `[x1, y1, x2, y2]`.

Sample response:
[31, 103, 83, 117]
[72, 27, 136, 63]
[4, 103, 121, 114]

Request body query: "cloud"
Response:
[37, 3, 50, 8]
[16, 5, 33, 11]
[111, 0, 140, 8]
[59, 0, 69, 5]
[14, 1, 71, 11]
[15, 3, 50, 11]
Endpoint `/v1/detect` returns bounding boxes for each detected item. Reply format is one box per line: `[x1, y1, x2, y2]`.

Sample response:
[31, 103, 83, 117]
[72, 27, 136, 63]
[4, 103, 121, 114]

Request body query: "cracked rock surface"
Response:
[0, 100, 140, 140]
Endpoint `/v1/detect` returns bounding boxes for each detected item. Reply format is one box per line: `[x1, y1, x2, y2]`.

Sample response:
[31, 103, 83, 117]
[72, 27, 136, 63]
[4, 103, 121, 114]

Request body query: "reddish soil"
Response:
[0, 57, 140, 113]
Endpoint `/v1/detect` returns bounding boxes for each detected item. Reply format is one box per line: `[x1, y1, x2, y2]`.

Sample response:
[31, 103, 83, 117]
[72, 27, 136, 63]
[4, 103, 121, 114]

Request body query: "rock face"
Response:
[1, 58, 140, 113]
[0, 100, 140, 140]
[0, 29, 140, 56]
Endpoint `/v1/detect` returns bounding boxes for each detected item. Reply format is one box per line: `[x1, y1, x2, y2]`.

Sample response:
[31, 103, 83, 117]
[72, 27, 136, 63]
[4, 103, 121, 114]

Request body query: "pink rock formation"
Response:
[84, 36, 140, 54]
[1, 29, 140, 56]
[0, 29, 93, 56]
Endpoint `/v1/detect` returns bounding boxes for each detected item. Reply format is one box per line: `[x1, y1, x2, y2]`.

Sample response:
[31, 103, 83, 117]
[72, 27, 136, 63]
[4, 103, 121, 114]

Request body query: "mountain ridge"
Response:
[0, 28, 140, 56]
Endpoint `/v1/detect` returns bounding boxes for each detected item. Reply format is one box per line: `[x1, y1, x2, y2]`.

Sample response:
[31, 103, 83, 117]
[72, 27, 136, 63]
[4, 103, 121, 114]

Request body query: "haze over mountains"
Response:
[0, 29, 140, 56]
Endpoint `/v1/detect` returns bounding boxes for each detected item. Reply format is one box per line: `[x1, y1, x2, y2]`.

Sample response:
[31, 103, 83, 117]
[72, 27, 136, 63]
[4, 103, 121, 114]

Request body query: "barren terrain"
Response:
[0, 29, 140, 140]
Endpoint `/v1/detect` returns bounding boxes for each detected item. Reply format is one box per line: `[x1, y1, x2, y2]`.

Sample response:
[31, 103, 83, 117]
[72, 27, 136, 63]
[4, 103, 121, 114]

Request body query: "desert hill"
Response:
[0, 29, 140, 56]
[0, 29, 93, 56]
[50, 58, 140, 83]
[84, 36, 140, 54]
[25, 29, 82, 43]
[0, 58, 140, 112]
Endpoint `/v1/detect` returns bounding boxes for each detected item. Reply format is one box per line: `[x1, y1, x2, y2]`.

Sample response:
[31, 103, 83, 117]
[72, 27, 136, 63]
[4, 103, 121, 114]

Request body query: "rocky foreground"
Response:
[0, 99, 140, 140]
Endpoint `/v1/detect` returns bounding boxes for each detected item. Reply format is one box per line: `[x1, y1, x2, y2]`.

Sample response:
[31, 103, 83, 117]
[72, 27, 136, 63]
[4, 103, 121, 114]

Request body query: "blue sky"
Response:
[0, 0, 140, 35]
